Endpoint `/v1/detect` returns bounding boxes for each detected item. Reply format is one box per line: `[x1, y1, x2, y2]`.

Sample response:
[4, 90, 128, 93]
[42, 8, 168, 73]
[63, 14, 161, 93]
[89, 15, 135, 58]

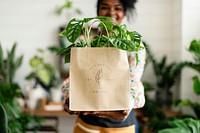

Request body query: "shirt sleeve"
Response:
[128, 43, 146, 109]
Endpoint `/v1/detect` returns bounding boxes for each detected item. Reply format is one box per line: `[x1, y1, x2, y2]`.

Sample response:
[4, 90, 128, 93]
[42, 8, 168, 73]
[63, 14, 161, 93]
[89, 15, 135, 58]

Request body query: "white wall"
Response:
[0, 0, 97, 88]
[0, 0, 177, 88]
[180, 0, 200, 101]
[1, 0, 199, 132]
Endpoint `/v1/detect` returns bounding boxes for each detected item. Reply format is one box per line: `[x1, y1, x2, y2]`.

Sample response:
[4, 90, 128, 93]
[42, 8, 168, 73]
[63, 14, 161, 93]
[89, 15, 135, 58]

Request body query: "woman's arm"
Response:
[128, 44, 146, 108]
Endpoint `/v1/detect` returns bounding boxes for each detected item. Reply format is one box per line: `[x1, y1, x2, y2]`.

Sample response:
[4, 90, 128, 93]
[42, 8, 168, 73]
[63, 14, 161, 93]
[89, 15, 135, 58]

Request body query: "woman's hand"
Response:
[63, 98, 129, 120]
[62, 78, 80, 115]
[90, 110, 130, 120]
[62, 78, 89, 115]
[62, 78, 130, 120]
[63, 97, 80, 115]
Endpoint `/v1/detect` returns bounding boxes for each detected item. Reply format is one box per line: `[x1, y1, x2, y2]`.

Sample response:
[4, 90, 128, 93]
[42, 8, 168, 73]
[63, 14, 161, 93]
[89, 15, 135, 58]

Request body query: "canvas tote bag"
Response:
[69, 47, 130, 111]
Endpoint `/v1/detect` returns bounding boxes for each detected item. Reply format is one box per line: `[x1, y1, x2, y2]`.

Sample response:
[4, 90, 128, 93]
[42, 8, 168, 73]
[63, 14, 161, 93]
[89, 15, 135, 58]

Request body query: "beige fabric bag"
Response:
[69, 47, 130, 111]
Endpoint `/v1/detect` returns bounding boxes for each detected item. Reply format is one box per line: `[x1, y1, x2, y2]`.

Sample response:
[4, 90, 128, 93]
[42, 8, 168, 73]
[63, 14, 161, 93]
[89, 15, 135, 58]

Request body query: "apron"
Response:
[74, 117, 135, 133]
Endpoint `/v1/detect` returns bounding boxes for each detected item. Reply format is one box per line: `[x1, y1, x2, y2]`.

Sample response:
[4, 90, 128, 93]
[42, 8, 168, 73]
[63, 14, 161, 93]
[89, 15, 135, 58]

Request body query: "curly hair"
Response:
[97, 0, 138, 21]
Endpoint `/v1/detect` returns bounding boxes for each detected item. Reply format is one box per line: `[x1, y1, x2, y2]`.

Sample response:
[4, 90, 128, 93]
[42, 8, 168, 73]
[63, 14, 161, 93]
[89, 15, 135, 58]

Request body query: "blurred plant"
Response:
[0, 43, 42, 133]
[55, 0, 82, 17]
[175, 39, 200, 119]
[158, 118, 200, 133]
[0, 104, 8, 133]
[25, 48, 61, 92]
[139, 81, 167, 133]
[143, 41, 187, 108]
[0, 43, 23, 84]
[138, 42, 187, 133]
[54, 0, 83, 49]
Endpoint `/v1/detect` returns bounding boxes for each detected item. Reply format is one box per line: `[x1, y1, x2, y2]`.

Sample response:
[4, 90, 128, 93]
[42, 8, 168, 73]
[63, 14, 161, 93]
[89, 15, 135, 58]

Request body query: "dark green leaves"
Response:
[60, 18, 83, 43]
[0, 104, 8, 133]
[189, 40, 200, 62]
[193, 76, 200, 95]
[0, 43, 23, 83]
[158, 118, 200, 133]
[58, 16, 143, 63]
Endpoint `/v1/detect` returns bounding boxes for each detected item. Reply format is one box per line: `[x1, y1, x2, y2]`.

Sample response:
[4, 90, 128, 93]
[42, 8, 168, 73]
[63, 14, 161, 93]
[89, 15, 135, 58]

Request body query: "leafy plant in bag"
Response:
[58, 16, 144, 64]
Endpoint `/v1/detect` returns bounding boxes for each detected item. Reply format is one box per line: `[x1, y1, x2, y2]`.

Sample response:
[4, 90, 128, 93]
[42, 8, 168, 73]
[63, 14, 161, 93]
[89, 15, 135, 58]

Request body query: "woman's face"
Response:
[98, 0, 125, 24]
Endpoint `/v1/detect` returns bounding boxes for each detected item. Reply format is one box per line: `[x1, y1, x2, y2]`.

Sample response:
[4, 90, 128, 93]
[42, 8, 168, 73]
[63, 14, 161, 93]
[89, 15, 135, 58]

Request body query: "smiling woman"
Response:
[61, 0, 145, 133]
[97, 0, 125, 24]
[97, 0, 137, 23]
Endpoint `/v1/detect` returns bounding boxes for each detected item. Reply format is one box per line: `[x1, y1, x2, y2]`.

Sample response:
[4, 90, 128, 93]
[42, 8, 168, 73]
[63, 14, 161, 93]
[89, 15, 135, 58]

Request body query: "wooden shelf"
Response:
[23, 108, 68, 116]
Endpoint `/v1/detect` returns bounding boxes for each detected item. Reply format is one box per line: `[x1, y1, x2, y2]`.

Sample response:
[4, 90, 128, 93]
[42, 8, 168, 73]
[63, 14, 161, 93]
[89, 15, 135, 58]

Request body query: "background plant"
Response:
[55, 0, 82, 19]
[0, 43, 42, 133]
[143, 41, 186, 108]
[175, 39, 200, 119]
[0, 43, 23, 84]
[55, 0, 82, 48]
[25, 48, 61, 92]
[0, 104, 8, 133]
[158, 118, 200, 133]
[138, 42, 187, 133]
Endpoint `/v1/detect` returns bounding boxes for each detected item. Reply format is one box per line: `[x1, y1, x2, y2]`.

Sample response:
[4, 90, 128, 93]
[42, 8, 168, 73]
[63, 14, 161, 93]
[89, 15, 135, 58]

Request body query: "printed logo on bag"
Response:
[85, 64, 116, 94]
[95, 69, 103, 86]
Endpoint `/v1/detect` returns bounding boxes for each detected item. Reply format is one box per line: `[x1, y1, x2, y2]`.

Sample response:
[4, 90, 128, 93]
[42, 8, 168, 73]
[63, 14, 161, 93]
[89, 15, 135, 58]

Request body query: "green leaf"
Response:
[29, 56, 43, 68]
[37, 48, 44, 53]
[37, 68, 51, 86]
[0, 104, 8, 133]
[25, 72, 36, 80]
[189, 40, 200, 61]
[15, 55, 23, 69]
[8, 43, 17, 64]
[158, 128, 186, 133]
[0, 44, 4, 71]
[159, 118, 200, 133]
[61, 18, 84, 43]
[185, 118, 200, 133]
[58, 16, 144, 64]
[175, 99, 192, 107]
[193, 76, 200, 94]
[47, 46, 62, 53]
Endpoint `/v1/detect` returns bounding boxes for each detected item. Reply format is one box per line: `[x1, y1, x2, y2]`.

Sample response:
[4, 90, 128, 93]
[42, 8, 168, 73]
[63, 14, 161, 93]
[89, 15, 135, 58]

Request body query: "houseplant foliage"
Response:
[0, 104, 8, 133]
[55, 0, 82, 17]
[143, 42, 186, 108]
[0, 43, 41, 133]
[25, 48, 61, 92]
[0, 43, 23, 83]
[138, 42, 187, 132]
[158, 118, 200, 133]
[58, 16, 143, 63]
[175, 39, 200, 119]
[55, 0, 82, 48]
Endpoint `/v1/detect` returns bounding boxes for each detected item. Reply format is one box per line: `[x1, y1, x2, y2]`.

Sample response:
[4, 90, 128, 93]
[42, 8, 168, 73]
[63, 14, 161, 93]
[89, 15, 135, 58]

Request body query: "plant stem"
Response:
[88, 19, 110, 47]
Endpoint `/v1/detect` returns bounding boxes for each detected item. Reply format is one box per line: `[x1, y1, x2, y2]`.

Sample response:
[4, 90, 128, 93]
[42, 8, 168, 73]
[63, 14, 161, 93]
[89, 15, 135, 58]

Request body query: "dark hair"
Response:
[97, 0, 138, 21]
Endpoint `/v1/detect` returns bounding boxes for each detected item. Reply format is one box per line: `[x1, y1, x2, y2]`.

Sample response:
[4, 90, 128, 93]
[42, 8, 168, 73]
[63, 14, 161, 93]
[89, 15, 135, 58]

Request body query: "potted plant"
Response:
[25, 48, 61, 92]
[137, 42, 187, 133]
[51, 0, 83, 78]
[143, 42, 186, 108]
[175, 39, 200, 119]
[158, 118, 200, 133]
[25, 48, 62, 104]
[0, 43, 42, 132]
[0, 104, 8, 133]
[58, 16, 143, 62]
[0, 43, 23, 84]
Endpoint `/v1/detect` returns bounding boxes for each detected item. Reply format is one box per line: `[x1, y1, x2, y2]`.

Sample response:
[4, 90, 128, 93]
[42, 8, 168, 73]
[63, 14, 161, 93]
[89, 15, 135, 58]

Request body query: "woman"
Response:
[62, 0, 145, 132]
